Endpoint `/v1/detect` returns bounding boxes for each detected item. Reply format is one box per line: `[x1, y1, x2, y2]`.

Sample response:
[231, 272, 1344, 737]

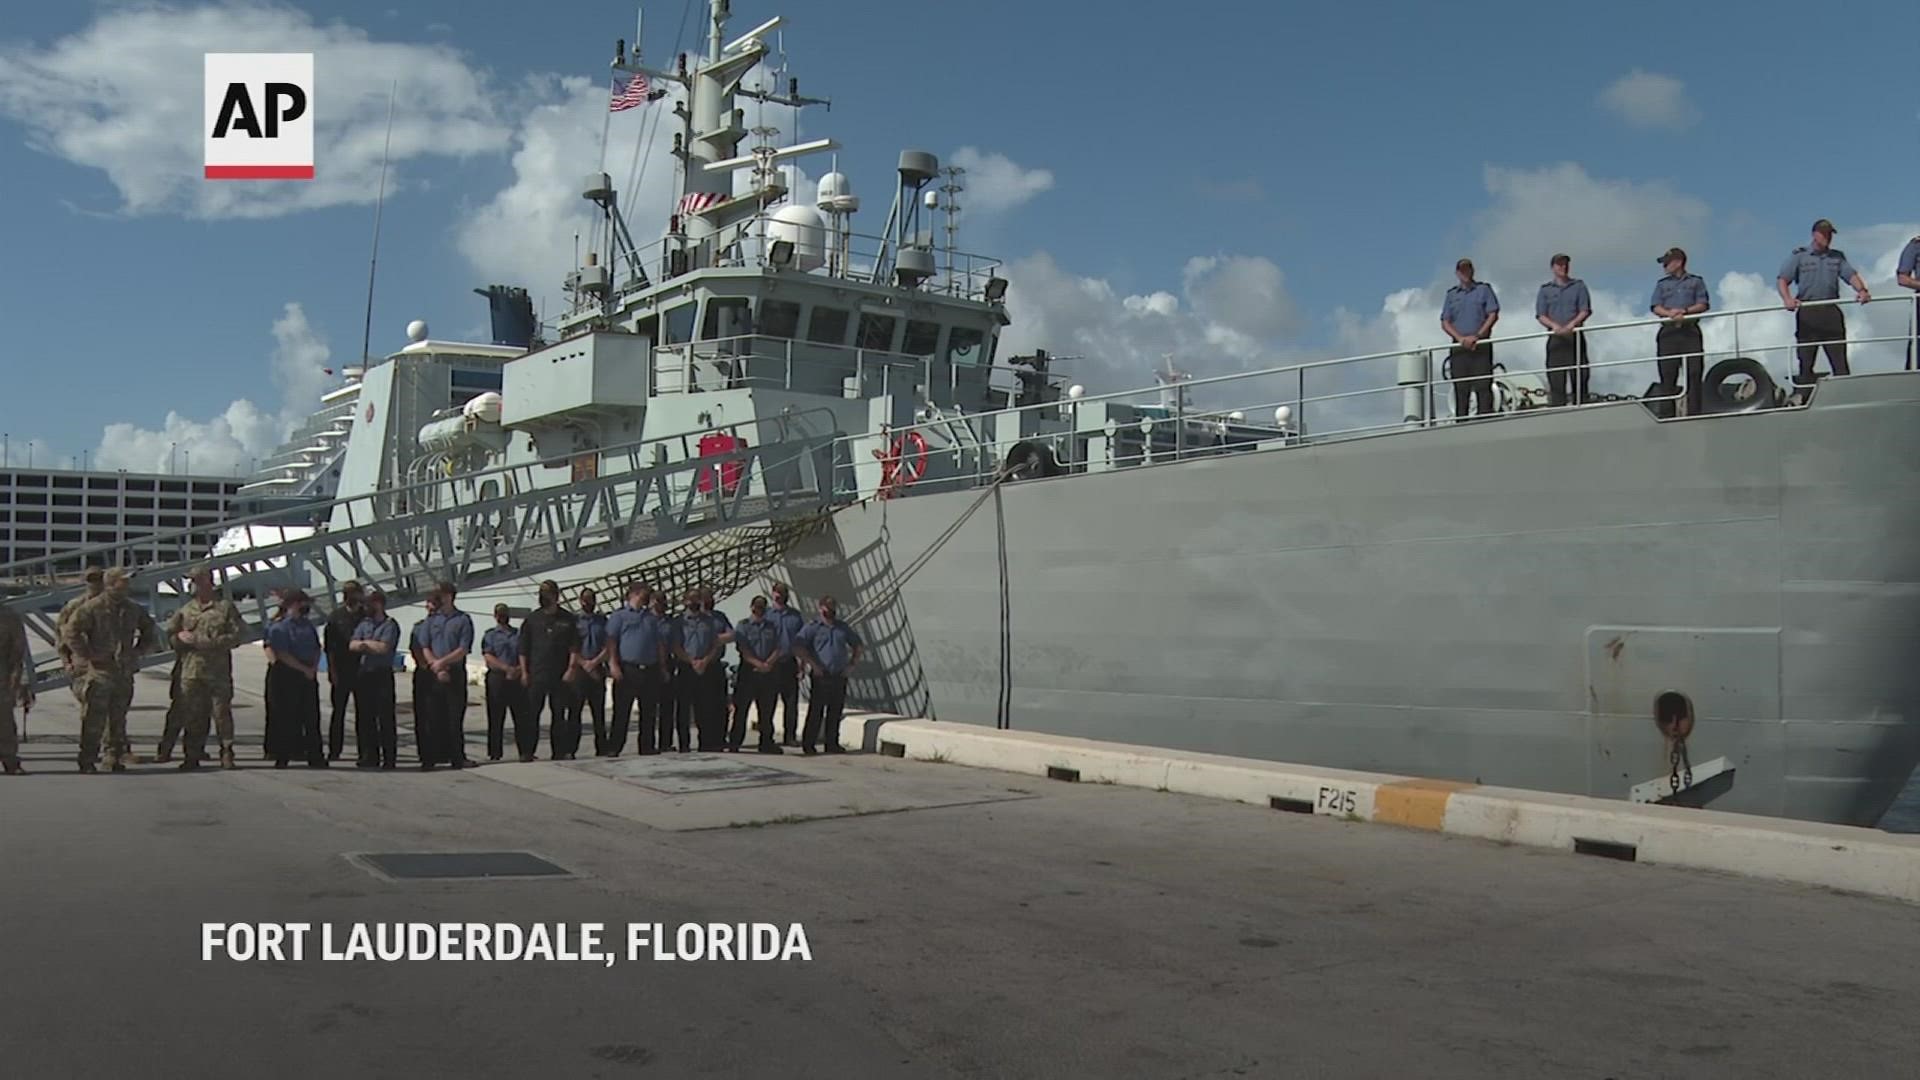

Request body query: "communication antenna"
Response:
[359, 80, 398, 366]
[936, 165, 965, 294]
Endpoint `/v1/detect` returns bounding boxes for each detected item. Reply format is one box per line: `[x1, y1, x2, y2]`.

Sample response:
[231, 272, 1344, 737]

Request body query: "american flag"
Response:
[610, 70, 650, 111]
[678, 191, 725, 215]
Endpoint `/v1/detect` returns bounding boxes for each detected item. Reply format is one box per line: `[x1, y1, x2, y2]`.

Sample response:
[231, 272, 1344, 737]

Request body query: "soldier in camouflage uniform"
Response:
[0, 603, 32, 775]
[61, 567, 158, 773]
[55, 566, 105, 703]
[164, 568, 246, 770]
[155, 657, 186, 763]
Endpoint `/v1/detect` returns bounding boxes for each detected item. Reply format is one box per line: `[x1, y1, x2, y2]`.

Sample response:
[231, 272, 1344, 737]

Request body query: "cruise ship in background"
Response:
[4, 0, 1916, 830]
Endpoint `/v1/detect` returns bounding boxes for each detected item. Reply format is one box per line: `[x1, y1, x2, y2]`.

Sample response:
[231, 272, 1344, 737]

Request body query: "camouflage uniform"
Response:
[156, 658, 185, 761]
[55, 571, 105, 704]
[61, 572, 158, 771]
[164, 594, 246, 767]
[0, 606, 31, 770]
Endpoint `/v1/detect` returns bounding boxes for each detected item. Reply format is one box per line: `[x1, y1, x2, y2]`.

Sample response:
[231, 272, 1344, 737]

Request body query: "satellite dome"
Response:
[767, 204, 827, 272]
[1274, 405, 1292, 426]
[816, 171, 859, 213]
[1228, 410, 1245, 422]
[1067, 385, 1086, 400]
[406, 319, 429, 342]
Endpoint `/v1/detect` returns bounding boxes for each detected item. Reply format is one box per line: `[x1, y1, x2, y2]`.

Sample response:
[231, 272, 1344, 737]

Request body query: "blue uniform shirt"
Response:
[267, 614, 322, 666]
[410, 612, 441, 653]
[606, 607, 666, 665]
[576, 611, 608, 663]
[1441, 281, 1499, 337]
[429, 608, 474, 658]
[796, 618, 862, 676]
[768, 603, 805, 646]
[352, 614, 401, 654]
[1651, 272, 1710, 314]
[735, 616, 787, 663]
[1534, 278, 1591, 325]
[481, 624, 520, 667]
[1777, 246, 1858, 301]
[1899, 237, 1920, 280]
[679, 610, 729, 660]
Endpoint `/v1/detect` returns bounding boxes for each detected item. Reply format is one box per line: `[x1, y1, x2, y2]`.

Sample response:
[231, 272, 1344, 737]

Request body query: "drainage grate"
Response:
[1572, 838, 1638, 862]
[879, 741, 906, 758]
[1046, 766, 1081, 783]
[352, 852, 573, 881]
[1269, 796, 1314, 814]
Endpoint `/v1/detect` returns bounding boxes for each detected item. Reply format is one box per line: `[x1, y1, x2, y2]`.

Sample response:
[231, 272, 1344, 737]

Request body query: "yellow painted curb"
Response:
[1373, 779, 1476, 831]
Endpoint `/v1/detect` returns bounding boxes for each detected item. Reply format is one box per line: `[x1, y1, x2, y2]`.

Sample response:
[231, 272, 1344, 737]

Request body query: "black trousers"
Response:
[436, 677, 469, 766]
[522, 678, 572, 759]
[1908, 295, 1919, 372]
[731, 665, 778, 749]
[611, 662, 661, 754]
[327, 659, 359, 759]
[267, 665, 324, 765]
[659, 663, 691, 751]
[354, 671, 398, 766]
[689, 664, 728, 750]
[484, 670, 527, 760]
[802, 672, 849, 752]
[773, 658, 800, 742]
[412, 668, 439, 764]
[1793, 304, 1849, 389]
[1545, 332, 1589, 407]
[1654, 324, 1705, 418]
[565, 673, 607, 754]
[1448, 342, 1494, 418]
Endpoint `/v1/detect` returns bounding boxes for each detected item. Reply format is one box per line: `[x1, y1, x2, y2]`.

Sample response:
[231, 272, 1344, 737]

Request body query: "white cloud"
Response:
[1598, 70, 1699, 132]
[949, 147, 1053, 215]
[1470, 163, 1709, 284]
[92, 303, 332, 475]
[0, 3, 510, 219]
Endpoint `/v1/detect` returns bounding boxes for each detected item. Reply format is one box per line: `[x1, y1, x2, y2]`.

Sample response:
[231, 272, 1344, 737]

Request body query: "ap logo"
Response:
[204, 53, 313, 179]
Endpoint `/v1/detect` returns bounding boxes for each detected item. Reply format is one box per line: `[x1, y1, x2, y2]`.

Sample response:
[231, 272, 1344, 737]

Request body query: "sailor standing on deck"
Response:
[651, 590, 687, 752]
[676, 589, 733, 751]
[1649, 247, 1711, 418]
[519, 580, 581, 762]
[425, 582, 474, 769]
[481, 603, 525, 762]
[730, 595, 786, 754]
[408, 591, 443, 766]
[606, 583, 666, 755]
[262, 589, 325, 769]
[794, 596, 862, 756]
[768, 582, 805, 747]
[347, 588, 401, 770]
[322, 581, 365, 763]
[1777, 219, 1870, 402]
[567, 588, 611, 756]
[1535, 254, 1593, 407]
[0, 602, 32, 775]
[1894, 234, 1920, 371]
[1440, 259, 1500, 420]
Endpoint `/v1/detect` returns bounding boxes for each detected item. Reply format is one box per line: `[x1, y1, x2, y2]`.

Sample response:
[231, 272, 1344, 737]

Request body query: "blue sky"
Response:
[1, 0, 1916, 473]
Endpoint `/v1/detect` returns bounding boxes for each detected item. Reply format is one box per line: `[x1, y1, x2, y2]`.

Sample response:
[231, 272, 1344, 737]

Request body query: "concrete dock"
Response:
[6, 652, 1919, 1078]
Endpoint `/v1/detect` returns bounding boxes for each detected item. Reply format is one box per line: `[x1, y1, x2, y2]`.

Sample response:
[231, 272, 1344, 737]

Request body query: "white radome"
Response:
[406, 319, 429, 342]
[767, 204, 827, 271]
[1274, 406, 1292, 426]
[1067, 385, 1086, 400]
[1228, 410, 1245, 422]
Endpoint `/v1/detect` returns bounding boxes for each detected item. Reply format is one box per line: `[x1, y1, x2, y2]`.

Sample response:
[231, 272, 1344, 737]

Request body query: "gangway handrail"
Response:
[0, 405, 843, 582]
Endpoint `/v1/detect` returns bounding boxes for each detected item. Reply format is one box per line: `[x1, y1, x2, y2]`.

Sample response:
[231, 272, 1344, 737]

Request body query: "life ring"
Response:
[873, 430, 928, 499]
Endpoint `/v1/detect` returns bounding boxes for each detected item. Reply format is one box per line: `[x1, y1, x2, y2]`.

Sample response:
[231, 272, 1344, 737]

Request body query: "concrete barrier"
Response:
[839, 712, 1920, 905]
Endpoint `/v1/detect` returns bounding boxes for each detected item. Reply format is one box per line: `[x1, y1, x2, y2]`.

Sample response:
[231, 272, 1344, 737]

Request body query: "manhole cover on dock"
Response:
[350, 851, 572, 881]
[572, 753, 823, 795]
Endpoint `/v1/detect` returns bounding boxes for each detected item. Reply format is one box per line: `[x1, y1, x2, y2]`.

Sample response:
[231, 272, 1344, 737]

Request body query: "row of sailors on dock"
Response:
[261, 578, 864, 772]
[1440, 222, 1920, 419]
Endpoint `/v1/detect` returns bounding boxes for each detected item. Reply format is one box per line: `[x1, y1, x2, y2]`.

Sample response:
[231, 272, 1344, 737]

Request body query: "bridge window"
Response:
[947, 326, 986, 366]
[701, 297, 753, 340]
[857, 313, 898, 351]
[807, 306, 850, 345]
[902, 320, 940, 357]
[759, 299, 801, 338]
[662, 303, 696, 346]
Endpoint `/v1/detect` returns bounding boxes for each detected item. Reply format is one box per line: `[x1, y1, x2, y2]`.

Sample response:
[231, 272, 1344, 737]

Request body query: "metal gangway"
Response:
[1, 411, 846, 687]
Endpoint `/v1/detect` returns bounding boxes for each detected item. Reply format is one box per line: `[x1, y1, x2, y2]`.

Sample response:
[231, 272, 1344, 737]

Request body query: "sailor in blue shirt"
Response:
[1440, 258, 1500, 420]
[263, 589, 325, 768]
[607, 583, 666, 754]
[347, 588, 403, 769]
[408, 593, 444, 764]
[729, 594, 788, 754]
[1649, 247, 1711, 418]
[675, 588, 734, 751]
[423, 582, 474, 768]
[1776, 219, 1870, 398]
[651, 591, 688, 752]
[566, 588, 612, 755]
[793, 595, 863, 755]
[1534, 254, 1593, 407]
[481, 603, 525, 762]
[1901, 235, 1920, 372]
[768, 582, 807, 746]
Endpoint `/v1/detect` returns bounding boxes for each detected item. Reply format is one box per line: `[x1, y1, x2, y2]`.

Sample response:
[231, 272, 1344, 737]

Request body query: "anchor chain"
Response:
[1667, 736, 1694, 797]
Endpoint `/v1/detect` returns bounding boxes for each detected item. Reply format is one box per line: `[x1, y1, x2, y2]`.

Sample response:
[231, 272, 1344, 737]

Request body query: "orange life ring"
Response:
[873, 430, 929, 499]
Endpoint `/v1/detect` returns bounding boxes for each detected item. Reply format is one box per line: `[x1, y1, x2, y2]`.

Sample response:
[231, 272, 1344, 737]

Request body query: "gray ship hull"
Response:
[781, 373, 1920, 827]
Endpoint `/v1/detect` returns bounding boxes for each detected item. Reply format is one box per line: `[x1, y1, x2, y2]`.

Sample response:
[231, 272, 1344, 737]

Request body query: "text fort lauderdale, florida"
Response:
[202, 922, 813, 964]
